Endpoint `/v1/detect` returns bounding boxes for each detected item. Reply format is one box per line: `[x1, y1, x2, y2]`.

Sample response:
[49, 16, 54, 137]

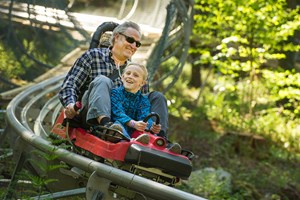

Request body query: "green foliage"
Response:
[187, 0, 300, 155]
[191, 0, 300, 116]
[183, 168, 232, 199]
[193, 0, 300, 55]
[19, 149, 68, 198]
[29, 149, 67, 174]
[200, 69, 300, 153]
[262, 70, 300, 118]
[0, 40, 23, 79]
[164, 64, 300, 199]
[0, 20, 80, 82]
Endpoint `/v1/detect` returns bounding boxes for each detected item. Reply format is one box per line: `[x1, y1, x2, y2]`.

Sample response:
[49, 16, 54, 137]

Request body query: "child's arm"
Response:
[111, 89, 131, 126]
[126, 120, 148, 132]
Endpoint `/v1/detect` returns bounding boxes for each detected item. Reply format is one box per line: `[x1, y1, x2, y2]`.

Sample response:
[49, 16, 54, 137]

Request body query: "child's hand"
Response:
[134, 121, 148, 132]
[150, 123, 161, 134]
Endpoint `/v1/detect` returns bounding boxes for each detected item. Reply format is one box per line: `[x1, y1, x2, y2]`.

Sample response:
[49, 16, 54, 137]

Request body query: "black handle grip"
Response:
[143, 112, 160, 133]
[143, 112, 160, 124]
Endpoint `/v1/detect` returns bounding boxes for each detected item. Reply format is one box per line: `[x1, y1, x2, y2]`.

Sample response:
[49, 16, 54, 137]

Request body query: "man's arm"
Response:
[59, 52, 91, 107]
[58, 51, 92, 119]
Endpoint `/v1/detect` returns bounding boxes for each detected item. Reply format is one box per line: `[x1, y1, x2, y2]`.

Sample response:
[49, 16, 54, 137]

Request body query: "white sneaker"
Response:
[168, 143, 182, 154]
[134, 133, 150, 144]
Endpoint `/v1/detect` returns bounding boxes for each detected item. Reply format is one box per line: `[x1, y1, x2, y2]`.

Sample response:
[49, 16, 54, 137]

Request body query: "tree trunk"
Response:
[188, 53, 202, 87]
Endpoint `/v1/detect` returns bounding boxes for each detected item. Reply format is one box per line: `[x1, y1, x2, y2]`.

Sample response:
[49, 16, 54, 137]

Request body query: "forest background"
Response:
[0, 0, 300, 199]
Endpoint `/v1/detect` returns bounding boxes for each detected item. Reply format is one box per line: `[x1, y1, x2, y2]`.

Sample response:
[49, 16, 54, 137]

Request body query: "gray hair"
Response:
[110, 21, 141, 45]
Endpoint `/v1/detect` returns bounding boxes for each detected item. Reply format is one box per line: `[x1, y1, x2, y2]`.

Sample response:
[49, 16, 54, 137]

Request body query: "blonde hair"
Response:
[124, 62, 148, 81]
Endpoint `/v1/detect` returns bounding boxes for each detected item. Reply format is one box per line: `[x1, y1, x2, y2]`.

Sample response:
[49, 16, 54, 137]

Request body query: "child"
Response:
[110, 63, 159, 140]
[110, 63, 181, 153]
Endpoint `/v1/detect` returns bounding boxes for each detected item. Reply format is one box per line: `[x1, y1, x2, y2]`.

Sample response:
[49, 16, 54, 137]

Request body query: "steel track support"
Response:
[30, 187, 86, 199]
[86, 171, 113, 200]
[4, 151, 27, 200]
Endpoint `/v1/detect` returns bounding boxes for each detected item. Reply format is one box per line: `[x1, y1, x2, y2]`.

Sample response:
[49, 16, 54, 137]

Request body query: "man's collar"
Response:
[109, 48, 130, 67]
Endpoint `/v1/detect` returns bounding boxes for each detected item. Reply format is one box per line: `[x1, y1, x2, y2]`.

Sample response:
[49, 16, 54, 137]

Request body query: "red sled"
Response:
[51, 111, 194, 184]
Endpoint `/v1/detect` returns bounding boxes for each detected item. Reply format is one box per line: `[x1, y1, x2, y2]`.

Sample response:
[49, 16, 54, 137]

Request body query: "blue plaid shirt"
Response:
[111, 85, 153, 132]
[59, 47, 126, 107]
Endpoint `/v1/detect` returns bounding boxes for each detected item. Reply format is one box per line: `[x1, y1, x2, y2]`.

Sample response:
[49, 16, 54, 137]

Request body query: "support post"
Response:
[4, 151, 27, 200]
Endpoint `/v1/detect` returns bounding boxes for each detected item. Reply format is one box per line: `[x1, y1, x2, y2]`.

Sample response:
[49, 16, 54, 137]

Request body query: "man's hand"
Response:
[64, 103, 79, 119]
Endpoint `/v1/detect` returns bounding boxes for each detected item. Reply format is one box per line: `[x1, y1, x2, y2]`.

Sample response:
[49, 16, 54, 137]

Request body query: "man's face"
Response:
[114, 27, 141, 60]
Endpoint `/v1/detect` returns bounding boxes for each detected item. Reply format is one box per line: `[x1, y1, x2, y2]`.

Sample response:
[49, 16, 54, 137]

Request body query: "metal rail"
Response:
[5, 75, 205, 199]
[33, 95, 61, 138]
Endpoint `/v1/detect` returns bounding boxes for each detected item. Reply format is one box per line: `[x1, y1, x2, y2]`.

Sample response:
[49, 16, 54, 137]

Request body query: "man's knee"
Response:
[148, 91, 167, 104]
[91, 75, 112, 88]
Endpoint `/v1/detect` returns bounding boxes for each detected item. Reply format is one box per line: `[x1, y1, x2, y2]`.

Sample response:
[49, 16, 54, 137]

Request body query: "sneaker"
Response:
[168, 143, 182, 154]
[105, 123, 124, 143]
[109, 124, 123, 134]
[134, 133, 150, 144]
[90, 122, 112, 133]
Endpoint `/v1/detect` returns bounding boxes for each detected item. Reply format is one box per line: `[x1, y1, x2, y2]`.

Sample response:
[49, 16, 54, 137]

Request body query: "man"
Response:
[58, 21, 169, 138]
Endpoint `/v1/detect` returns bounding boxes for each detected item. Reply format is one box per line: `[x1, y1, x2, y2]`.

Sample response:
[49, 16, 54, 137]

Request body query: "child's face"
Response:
[122, 65, 145, 93]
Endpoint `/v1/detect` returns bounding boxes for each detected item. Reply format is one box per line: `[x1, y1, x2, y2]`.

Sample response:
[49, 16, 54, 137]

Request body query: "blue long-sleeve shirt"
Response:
[111, 86, 153, 135]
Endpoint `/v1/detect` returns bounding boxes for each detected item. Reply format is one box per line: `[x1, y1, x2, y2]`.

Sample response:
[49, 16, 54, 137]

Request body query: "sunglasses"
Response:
[119, 32, 142, 48]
